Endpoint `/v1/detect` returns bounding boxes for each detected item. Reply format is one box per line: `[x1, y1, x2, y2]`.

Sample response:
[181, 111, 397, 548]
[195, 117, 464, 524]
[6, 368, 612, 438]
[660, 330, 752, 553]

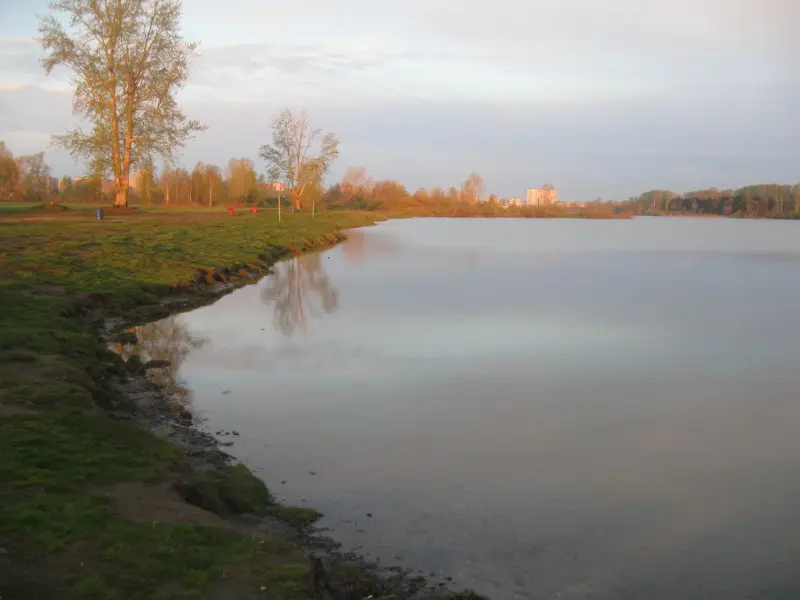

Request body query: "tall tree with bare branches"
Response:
[340, 166, 373, 202]
[38, 0, 204, 207]
[460, 171, 485, 204]
[259, 109, 339, 217]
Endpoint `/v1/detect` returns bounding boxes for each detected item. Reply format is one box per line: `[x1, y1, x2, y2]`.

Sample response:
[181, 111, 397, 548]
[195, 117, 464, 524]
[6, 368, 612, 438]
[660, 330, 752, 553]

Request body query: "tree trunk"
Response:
[117, 71, 136, 209]
[114, 178, 128, 207]
[277, 194, 281, 222]
[109, 73, 123, 207]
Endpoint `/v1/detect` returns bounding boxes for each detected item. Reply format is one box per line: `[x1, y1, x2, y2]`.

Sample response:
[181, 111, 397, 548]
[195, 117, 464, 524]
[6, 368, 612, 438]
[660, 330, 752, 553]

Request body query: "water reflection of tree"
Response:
[261, 253, 339, 336]
[111, 316, 206, 413]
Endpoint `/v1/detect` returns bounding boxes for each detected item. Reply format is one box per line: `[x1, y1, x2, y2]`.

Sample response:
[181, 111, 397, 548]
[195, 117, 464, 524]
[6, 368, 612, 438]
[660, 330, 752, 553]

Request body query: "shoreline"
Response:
[100, 230, 489, 600]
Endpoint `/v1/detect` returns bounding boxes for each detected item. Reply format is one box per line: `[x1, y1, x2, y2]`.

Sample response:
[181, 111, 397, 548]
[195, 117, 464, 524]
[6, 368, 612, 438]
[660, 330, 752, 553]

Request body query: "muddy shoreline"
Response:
[91, 233, 489, 600]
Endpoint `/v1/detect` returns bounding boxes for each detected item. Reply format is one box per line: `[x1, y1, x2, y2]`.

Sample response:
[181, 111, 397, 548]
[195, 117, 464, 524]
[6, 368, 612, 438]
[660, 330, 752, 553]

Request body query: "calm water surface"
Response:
[136, 218, 800, 599]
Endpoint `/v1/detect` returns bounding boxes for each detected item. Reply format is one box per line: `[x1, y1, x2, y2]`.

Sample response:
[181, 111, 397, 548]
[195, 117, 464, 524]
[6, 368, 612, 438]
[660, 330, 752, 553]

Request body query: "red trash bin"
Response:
[227, 207, 234, 215]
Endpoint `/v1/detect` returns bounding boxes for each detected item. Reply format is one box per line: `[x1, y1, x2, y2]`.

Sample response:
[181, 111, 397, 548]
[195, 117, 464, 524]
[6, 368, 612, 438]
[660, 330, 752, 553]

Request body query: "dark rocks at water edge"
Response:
[143, 359, 170, 370]
[110, 330, 138, 345]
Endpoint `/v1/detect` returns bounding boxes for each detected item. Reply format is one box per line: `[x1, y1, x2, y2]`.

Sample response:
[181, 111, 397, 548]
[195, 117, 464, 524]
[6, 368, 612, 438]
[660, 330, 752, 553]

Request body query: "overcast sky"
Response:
[0, 0, 797, 200]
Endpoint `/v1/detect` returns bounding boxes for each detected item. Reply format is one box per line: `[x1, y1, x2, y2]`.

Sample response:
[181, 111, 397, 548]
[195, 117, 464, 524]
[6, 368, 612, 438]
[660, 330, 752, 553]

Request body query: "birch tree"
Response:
[136, 157, 157, 203]
[226, 158, 256, 201]
[259, 109, 339, 216]
[203, 163, 222, 207]
[38, 0, 204, 207]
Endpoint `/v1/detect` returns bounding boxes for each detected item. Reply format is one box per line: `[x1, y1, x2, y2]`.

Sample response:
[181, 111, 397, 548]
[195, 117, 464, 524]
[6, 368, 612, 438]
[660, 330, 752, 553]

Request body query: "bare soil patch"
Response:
[100, 481, 236, 529]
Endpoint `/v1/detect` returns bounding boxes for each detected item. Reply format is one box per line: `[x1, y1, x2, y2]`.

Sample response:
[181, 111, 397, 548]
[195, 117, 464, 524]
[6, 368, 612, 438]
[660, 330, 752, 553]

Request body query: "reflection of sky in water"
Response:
[187, 313, 655, 385]
[158, 218, 800, 600]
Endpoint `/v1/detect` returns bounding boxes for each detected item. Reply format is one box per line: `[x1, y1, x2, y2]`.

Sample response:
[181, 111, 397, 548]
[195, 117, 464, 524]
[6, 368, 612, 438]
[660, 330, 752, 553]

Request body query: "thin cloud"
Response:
[193, 43, 406, 79]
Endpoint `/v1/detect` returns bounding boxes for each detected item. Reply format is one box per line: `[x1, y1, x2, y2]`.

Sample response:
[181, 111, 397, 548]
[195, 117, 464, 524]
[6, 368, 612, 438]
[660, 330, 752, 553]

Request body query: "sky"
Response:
[0, 0, 798, 201]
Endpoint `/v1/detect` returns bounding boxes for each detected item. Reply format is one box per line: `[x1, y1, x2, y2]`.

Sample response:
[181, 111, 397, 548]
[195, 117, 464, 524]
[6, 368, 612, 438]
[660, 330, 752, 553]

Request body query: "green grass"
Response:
[0, 202, 40, 214]
[0, 207, 378, 599]
[176, 465, 276, 517]
[271, 507, 322, 529]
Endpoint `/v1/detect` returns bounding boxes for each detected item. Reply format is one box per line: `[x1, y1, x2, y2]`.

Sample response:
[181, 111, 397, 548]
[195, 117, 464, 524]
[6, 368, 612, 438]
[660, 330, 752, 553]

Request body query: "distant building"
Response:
[507, 198, 522, 207]
[268, 182, 285, 191]
[526, 187, 558, 206]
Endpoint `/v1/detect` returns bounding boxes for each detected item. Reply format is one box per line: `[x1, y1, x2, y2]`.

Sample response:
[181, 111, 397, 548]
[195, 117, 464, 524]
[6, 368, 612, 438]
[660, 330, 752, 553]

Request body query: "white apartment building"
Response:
[526, 187, 558, 206]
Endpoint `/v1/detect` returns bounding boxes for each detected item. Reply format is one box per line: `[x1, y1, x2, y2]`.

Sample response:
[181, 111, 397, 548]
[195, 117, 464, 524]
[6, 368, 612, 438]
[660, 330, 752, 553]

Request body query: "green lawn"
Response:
[0, 208, 379, 599]
[0, 201, 274, 214]
[0, 202, 46, 214]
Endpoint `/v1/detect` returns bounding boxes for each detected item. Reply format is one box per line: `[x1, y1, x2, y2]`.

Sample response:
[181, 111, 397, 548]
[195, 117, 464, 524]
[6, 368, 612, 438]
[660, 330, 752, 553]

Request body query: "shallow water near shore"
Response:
[134, 217, 800, 599]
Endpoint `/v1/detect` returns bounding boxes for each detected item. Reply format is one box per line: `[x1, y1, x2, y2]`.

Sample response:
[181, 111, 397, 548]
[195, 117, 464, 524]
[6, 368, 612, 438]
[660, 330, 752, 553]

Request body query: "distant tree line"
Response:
[0, 142, 640, 220]
[628, 185, 800, 218]
[322, 168, 595, 217]
[6, 136, 795, 222]
[0, 141, 287, 207]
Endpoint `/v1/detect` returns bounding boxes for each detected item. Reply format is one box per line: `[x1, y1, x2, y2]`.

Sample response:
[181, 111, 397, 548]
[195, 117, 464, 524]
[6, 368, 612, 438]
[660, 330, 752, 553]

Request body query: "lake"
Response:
[133, 217, 800, 599]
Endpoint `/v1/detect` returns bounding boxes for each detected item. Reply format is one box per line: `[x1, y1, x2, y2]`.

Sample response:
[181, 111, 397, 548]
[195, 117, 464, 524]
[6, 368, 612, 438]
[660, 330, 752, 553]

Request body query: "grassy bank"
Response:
[0, 207, 399, 599]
